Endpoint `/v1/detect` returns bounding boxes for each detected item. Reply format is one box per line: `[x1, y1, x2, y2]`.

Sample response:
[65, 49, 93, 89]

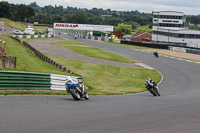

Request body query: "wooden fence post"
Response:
[1, 56, 5, 68]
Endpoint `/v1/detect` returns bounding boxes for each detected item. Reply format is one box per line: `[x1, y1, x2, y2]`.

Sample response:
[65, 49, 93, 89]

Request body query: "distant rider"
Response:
[145, 78, 156, 90]
[153, 51, 159, 57]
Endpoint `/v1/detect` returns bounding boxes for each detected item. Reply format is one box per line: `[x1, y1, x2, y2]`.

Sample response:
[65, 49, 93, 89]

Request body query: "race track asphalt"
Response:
[1, 33, 200, 133]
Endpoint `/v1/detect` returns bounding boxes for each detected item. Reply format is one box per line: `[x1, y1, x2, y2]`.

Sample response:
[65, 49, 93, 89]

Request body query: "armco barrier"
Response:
[169, 46, 200, 55]
[0, 71, 79, 90]
[0, 71, 51, 90]
[12, 35, 54, 39]
[186, 48, 200, 55]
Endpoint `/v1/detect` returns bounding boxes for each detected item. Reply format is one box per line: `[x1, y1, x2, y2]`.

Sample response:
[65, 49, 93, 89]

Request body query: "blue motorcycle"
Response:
[65, 77, 89, 100]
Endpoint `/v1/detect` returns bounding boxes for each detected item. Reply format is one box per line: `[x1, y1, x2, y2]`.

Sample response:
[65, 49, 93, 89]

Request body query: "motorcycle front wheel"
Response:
[156, 91, 160, 96]
[149, 88, 157, 96]
[85, 92, 89, 100]
[70, 89, 81, 100]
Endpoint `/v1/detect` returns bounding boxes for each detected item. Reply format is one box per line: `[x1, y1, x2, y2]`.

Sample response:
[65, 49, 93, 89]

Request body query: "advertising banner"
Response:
[54, 23, 113, 32]
[113, 39, 121, 44]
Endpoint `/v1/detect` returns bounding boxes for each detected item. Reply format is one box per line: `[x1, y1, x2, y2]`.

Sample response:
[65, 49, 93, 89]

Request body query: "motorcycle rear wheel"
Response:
[70, 89, 81, 100]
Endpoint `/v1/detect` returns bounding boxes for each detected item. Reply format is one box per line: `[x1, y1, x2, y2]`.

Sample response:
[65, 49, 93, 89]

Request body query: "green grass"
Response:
[0, 36, 161, 95]
[57, 29, 68, 33]
[47, 54, 161, 95]
[103, 41, 150, 50]
[52, 40, 136, 63]
[0, 18, 26, 30]
[0, 35, 73, 76]
[0, 18, 47, 33]
[33, 26, 48, 33]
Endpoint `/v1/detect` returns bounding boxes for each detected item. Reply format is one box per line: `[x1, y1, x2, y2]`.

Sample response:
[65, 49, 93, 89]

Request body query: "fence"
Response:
[0, 71, 79, 90]
[10, 36, 80, 76]
[0, 53, 16, 68]
[186, 48, 200, 55]
[168, 46, 200, 55]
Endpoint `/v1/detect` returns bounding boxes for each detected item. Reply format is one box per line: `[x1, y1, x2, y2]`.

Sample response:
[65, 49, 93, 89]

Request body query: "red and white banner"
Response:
[113, 39, 121, 44]
[54, 23, 113, 32]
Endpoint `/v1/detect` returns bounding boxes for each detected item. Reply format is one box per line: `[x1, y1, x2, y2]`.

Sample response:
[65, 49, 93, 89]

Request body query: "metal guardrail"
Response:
[0, 71, 51, 90]
[169, 46, 200, 55]
[12, 35, 54, 39]
[0, 71, 80, 90]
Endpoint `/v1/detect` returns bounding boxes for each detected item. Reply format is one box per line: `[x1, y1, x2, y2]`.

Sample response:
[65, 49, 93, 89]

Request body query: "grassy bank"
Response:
[33, 26, 48, 33]
[0, 35, 73, 76]
[47, 54, 161, 95]
[0, 18, 26, 30]
[52, 40, 136, 63]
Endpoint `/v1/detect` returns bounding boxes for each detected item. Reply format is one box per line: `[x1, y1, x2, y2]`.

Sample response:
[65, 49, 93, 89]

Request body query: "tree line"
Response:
[0, 1, 34, 22]
[1, 1, 200, 31]
[29, 2, 152, 30]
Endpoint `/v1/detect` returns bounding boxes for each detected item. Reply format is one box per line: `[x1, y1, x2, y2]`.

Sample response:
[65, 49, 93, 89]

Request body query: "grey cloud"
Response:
[114, 0, 200, 8]
[2, 0, 200, 15]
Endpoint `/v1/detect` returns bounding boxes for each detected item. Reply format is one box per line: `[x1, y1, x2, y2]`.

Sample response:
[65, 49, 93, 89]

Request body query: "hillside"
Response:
[0, 18, 26, 31]
[0, 18, 48, 33]
[0, 35, 72, 76]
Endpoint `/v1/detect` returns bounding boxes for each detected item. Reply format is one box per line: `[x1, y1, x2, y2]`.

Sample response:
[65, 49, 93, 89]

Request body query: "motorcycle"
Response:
[145, 78, 160, 96]
[65, 76, 89, 100]
[153, 51, 159, 57]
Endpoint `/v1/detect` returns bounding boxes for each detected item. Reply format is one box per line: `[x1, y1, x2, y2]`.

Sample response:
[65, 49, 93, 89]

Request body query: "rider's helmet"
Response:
[146, 78, 150, 82]
[153, 51, 158, 54]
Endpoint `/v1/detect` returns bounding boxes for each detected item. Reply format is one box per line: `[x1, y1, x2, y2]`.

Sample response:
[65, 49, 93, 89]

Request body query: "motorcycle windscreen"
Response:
[67, 83, 77, 89]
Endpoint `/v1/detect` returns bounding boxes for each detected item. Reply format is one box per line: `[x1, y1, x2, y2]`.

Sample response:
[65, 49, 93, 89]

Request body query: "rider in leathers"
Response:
[145, 78, 156, 91]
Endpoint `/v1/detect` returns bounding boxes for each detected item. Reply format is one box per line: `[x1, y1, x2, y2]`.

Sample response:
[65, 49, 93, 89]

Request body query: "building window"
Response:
[158, 15, 182, 19]
[153, 31, 200, 39]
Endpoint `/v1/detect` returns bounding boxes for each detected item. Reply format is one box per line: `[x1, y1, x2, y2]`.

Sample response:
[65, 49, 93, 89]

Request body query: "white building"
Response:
[152, 11, 200, 48]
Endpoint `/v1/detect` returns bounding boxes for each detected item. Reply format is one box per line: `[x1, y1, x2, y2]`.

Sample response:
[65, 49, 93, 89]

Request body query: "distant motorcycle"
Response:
[145, 78, 160, 96]
[153, 51, 159, 57]
[65, 77, 89, 100]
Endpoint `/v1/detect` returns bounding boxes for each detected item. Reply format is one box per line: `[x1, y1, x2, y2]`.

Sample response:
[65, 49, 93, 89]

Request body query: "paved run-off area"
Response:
[28, 38, 153, 69]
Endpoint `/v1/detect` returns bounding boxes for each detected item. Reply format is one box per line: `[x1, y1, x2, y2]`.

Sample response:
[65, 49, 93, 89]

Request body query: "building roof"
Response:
[133, 32, 152, 38]
[153, 11, 184, 16]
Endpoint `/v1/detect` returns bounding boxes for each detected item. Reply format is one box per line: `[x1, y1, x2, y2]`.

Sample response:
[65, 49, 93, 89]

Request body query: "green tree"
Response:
[53, 15, 64, 23]
[27, 7, 35, 22]
[115, 23, 132, 35]
[72, 12, 88, 24]
[0, 1, 11, 18]
[135, 25, 152, 34]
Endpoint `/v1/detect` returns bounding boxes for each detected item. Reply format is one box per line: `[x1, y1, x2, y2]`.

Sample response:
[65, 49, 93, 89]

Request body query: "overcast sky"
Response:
[2, 0, 200, 15]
